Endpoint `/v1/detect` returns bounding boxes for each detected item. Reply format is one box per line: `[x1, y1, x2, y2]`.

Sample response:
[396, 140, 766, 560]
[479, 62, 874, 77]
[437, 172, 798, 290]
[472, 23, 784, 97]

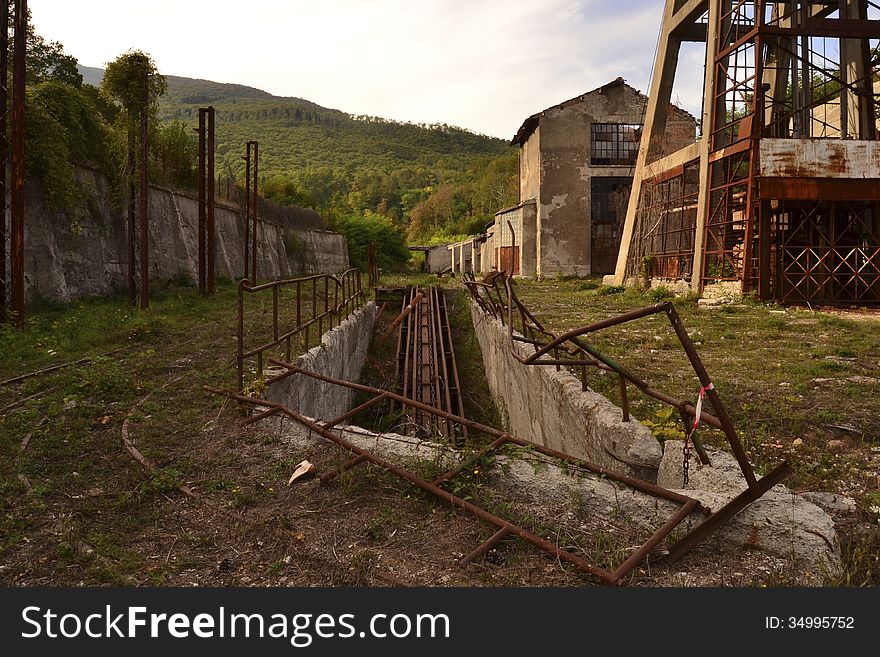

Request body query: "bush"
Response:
[333, 211, 410, 272]
[597, 285, 626, 296]
[647, 286, 675, 301]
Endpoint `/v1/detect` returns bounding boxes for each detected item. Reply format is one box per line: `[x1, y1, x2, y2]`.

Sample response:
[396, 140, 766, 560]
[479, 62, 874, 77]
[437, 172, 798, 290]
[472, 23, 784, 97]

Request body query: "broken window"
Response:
[590, 123, 641, 166]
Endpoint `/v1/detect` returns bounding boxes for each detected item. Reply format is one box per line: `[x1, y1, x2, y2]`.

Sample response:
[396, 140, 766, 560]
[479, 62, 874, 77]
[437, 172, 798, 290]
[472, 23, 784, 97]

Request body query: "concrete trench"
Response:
[262, 289, 843, 582]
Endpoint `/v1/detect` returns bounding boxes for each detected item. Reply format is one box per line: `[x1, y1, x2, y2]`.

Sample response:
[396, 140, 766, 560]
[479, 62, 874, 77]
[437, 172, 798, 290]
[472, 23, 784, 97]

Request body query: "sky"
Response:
[28, 0, 706, 140]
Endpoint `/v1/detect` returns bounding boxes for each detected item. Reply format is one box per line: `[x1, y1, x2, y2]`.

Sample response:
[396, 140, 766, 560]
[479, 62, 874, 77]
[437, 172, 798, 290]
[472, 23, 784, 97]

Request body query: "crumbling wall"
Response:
[20, 168, 349, 302]
[469, 299, 662, 480]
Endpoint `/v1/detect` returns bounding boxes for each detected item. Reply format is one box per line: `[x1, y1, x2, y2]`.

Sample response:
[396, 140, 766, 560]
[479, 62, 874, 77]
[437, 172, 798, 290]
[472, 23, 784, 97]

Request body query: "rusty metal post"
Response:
[138, 73, 149, 310]
[197, 108, 206, 294]
[127, 134, 136, 307]
[207, 106, 215, 294]
[251, 141, 258, 282]
[367, 241, 377, 287]
[0, 0, 7, 323]
[242, 143, 250, 280]
[10, 0, 26, 329]
[237, 279, 245, 391]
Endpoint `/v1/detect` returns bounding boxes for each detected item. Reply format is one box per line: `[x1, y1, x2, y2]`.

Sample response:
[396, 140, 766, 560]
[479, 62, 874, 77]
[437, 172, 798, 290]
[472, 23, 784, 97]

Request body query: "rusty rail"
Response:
[236, 268, 365, 391]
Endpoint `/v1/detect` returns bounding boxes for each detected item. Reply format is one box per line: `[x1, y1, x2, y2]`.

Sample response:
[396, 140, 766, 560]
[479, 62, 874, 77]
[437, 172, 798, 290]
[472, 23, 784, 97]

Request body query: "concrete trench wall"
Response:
[469, 300, 662, 480]
[265, 302, 377, 421]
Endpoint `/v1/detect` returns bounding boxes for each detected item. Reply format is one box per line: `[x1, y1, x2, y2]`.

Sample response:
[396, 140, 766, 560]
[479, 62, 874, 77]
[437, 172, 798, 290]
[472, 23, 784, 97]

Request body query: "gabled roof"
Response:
[510, 77, 695, 146]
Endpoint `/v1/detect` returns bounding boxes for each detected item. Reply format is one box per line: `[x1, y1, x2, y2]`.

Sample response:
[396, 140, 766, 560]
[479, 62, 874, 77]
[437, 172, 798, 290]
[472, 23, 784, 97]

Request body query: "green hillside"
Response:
[71, 62, 517, 260]
[80, 64, 517, 243]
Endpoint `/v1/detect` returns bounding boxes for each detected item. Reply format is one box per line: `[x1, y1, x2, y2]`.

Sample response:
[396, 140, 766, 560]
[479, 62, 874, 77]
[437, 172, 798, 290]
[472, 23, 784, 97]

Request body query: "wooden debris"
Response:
[288, 460, 317, 485]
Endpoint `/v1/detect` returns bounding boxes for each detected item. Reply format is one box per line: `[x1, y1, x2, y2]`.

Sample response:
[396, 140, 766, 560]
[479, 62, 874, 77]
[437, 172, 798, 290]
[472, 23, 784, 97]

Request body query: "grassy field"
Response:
[2, 274, 879, 586]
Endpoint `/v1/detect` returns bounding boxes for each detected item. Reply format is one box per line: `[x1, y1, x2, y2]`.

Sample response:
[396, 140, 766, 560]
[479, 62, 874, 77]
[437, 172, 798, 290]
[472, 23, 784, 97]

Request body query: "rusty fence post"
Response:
[207, 106, 215, 294]
[10, 0, 26, 329]
[251, 140, 258, 283]
[0, 0, 7, 324]
[138, 73, 149, 311]
[197, 108, 206, 294]
[242, 143, 251, 280]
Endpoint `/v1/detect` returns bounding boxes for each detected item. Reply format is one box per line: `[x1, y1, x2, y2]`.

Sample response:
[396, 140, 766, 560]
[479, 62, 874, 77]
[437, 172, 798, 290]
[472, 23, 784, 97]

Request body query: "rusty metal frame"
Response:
[236, 269, 365, 391]
[462, 271, 792, 538]
[389, 286, 467, 443]
[206, 368, 709, 586]
[619, 1, 880, 306]
[197, 107, 216, 295]
[4, 0, 25, 328]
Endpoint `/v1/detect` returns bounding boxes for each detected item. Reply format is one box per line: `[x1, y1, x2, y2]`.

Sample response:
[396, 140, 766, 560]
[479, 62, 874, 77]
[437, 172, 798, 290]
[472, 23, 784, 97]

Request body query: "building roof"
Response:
[510, 77, 695, 146]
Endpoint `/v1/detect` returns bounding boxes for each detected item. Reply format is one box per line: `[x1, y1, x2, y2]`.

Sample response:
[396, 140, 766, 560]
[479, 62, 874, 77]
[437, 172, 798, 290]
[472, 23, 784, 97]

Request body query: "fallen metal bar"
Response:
[320, 454, 368, 483]
[460, 527, 510, 565]
[610, 498, 699, 583]
[241, 404, 283, 426]
[378, 290, 424, 345]
[433, 436, 510, 486]
[665, 461, 792, 562]
[321, 392, 390, 430]
[265, 361, 703, 508]
[207, 386, 620, 584]
[665, 305, 759, 492]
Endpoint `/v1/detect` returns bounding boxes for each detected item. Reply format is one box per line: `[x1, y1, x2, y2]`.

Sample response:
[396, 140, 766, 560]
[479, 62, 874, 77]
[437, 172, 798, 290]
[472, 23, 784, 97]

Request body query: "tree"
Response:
[334, 211, 410, 272]
[101, 50, 166, 129]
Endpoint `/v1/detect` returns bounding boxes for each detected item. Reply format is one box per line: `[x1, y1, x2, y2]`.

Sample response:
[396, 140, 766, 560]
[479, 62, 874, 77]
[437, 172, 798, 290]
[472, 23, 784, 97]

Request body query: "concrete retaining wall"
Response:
[17, 168, 349, 303]
[470, 300, 662, 480]
[265, 302, 377, 421]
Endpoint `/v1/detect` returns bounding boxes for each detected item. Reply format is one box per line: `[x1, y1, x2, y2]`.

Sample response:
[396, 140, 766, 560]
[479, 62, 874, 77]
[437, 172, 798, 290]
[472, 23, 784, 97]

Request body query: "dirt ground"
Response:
[1, 279, 878, 587]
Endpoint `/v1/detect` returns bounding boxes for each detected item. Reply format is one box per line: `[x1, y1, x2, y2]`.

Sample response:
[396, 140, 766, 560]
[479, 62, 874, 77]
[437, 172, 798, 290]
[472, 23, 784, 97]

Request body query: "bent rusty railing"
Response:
[462, 271, 792, 559]
[236, 269, 365, 391]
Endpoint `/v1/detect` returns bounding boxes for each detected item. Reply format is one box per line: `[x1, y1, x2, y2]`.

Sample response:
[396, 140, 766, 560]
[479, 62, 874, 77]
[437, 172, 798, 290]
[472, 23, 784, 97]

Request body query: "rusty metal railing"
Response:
[236, 269, 365, 391]
[462, 271, 792, 560]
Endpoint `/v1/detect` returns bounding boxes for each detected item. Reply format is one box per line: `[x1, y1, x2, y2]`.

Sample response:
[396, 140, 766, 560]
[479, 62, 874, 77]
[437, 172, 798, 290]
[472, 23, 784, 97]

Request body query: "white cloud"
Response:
[29, 0, 703, 139]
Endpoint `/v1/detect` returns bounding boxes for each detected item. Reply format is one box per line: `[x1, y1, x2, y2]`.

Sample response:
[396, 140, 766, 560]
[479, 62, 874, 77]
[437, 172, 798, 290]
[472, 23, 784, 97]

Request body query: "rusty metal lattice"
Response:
[389, 286, 467, 443]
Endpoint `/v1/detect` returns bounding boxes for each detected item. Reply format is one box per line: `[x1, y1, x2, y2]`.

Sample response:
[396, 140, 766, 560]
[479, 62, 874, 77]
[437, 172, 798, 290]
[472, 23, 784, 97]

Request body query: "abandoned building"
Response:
[614, 0, 880, 305]
[444, 78, 697, 277]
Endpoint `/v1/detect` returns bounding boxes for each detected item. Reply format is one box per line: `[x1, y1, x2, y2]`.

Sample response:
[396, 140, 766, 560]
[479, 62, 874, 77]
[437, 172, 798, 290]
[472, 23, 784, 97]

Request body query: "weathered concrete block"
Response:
[658, 440, 840, 578]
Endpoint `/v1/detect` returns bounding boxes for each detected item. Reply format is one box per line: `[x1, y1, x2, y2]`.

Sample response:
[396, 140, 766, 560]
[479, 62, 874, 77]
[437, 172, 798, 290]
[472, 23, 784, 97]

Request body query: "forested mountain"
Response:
[79, 64, 518, 246]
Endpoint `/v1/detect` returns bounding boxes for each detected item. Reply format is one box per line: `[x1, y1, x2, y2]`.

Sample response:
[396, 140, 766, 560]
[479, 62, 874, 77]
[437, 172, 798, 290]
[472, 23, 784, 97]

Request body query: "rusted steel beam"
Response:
[0, 0, 7, 323]
[207, 107, 215, 294]
[664, 461, 792, 562]
[197, 108, 206, 294]
[251, 141, 258, 282]
[460, 527, 510, 566]
[320, 454, 368, 483]
[139, 74, 149, 311]
[10, 0, 25, 328]
[610, 498, 699, 583]
[665, 304, 758, 492]
[242, 144, 250, 280]
[377, 290, 424, 345]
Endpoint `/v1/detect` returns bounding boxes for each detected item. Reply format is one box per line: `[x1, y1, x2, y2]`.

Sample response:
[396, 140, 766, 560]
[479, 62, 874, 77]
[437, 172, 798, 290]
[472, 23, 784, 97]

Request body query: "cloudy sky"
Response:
[29, 0, 706, 140]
